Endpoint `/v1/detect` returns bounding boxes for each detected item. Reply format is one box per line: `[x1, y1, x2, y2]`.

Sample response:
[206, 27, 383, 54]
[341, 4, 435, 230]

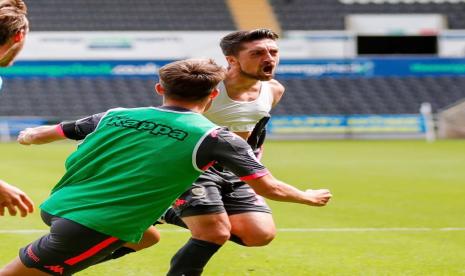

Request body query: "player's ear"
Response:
[209, 87, 219, 99]
[204, 88, 219, 112]
[225, 55, 236, 66]
[155, 83, 165, 96]
[13, 29, 25, 43]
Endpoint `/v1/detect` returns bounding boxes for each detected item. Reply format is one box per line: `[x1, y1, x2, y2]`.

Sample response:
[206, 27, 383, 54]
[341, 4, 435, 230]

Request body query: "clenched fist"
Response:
[305, 189, 332, 206]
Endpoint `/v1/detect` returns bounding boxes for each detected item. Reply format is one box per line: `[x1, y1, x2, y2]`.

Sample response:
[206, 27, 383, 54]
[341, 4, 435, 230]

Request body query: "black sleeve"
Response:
[60, 112, 105, 140]
[196, 128, 268, 179]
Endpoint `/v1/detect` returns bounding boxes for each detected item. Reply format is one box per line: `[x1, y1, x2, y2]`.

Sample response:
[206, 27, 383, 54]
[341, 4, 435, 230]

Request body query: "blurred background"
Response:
[1, 0, 465, 141]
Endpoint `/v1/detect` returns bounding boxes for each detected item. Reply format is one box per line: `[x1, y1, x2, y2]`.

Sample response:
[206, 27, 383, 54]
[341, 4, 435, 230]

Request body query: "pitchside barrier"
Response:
[0, 117, 53, 142]
[267, 114, 428, 140]
[0, 114, 431, 141]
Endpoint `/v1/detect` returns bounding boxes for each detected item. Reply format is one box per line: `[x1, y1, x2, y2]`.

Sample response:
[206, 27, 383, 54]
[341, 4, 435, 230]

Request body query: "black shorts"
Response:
[19, 211, 125, 276]
[173, 166, 271, 217]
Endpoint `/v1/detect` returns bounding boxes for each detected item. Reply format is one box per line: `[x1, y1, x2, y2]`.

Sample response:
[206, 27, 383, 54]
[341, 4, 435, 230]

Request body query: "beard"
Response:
[238, 63, 275, 81]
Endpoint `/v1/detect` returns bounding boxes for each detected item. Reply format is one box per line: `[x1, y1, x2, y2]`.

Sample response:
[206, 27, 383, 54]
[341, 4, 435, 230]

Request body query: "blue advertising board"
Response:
[268, 115, 426, 134]
[0, 118, 49, 137]
[0, 116, 426, 139]
[0, 58, 464, 78]
[277, 57, 465, 78]
[0, 60, 173, 78]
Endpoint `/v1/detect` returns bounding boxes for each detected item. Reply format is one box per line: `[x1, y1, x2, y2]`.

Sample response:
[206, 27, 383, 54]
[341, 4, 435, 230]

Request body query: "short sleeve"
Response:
[195, 128, 269, 180]
[61, 112, 105, 140]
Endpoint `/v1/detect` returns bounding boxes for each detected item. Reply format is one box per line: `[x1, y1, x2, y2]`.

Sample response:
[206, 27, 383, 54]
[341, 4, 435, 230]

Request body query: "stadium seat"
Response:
[269, 0, 465, 30]
[0, 77, 162, 118]
[272, 76, 465, 115]
[26, 0, 235, 31]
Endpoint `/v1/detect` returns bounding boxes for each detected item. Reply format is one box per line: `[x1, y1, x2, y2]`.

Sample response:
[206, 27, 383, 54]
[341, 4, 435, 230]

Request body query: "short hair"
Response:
[158, 59, 226, 101]
[0, 0, 27, 12]
[220, 29, 279, 56]
[0, 0, 28, 45]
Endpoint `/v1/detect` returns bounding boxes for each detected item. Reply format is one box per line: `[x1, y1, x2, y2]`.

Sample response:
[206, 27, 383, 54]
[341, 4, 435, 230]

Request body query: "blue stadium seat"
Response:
[269, 0, 465, 30]
[26, 0, 235, 31]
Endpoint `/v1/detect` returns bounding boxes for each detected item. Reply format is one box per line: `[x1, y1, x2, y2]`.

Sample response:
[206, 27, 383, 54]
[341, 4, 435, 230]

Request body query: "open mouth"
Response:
[262, 64, 274, 75]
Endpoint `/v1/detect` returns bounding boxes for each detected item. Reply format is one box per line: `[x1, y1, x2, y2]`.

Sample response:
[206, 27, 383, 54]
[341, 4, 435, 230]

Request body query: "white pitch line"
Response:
[0, 229, 48, 234]
[277, 228, 436, 232]
[439, 227, 465, 231]
[1, 227, 465, 235]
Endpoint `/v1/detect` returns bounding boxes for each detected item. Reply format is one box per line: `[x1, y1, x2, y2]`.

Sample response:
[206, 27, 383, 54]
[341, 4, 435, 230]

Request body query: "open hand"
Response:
[0, 180, 34, 217]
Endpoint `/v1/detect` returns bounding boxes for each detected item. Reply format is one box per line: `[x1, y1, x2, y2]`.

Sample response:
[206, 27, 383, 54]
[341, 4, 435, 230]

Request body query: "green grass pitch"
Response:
[1, 140, 464, 275]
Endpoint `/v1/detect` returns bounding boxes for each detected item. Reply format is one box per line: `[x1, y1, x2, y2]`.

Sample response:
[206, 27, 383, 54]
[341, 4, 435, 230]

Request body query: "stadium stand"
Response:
[273, 76, 465, 115]
[0, 77, 161, 118]
[226, 0, 281, 33]
[1, 76, 465, 118]
[269, 0, 465, 30]
[25, 0, 235, 31]
[1, 0, 464, 121]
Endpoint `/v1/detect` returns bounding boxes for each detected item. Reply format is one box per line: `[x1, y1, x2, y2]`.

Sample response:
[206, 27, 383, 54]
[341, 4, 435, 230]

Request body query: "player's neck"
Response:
[224, 71, 261, 96]
[162, 98, 208, 114]
[0, 41, 12, 58]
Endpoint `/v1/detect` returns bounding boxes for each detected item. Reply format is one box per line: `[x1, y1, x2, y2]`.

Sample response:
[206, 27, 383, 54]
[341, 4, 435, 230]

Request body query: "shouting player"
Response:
[165, 29, 285, 275]
[106, 29, 326, 276]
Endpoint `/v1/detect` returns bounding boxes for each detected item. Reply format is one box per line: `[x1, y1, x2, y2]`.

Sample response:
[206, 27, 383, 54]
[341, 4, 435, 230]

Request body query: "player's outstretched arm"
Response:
[0, 180, 34, 217]
[17, 125, 65, 145]
[206, 128, 332, 207]
[244, 174, 332, 207]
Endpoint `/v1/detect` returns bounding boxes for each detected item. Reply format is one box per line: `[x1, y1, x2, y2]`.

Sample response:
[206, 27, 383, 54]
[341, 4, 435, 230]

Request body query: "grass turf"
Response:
[0, 140, 464, 275]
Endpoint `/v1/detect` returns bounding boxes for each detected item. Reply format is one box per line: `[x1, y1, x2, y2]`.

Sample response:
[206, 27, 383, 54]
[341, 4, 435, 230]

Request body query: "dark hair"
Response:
[0, 0, 28, 45]
[220, 29, 279, 56]
[158, 59, 226, 101]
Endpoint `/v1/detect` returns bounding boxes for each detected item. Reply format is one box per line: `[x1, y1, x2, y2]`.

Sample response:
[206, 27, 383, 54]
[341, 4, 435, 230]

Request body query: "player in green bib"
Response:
[3, 58, 332, 276]
[41, 106, 218, 243]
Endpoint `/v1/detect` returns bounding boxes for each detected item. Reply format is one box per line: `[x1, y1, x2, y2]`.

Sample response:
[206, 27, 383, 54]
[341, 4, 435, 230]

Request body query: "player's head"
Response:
[157, 58, 226, 103]
[0, 0, 28, 67]
[220, 28, 279, 81]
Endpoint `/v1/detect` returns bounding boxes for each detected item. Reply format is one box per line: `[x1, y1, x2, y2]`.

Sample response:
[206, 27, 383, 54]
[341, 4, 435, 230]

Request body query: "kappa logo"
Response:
[26, 245, 40, 263]
[106, 115, 188, 141]
[44, 265, 64, 275]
